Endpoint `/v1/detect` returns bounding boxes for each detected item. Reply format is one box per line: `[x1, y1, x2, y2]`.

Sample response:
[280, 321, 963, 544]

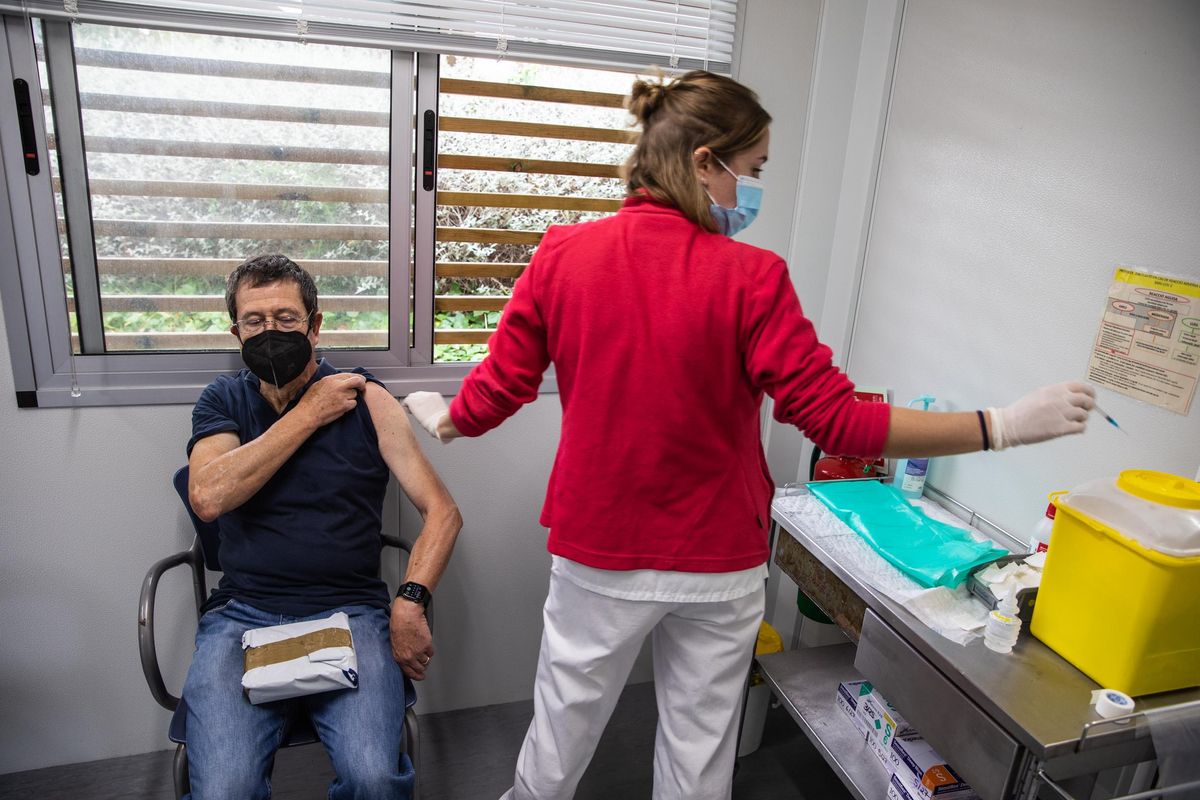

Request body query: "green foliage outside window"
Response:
[44, 24, 636, 361]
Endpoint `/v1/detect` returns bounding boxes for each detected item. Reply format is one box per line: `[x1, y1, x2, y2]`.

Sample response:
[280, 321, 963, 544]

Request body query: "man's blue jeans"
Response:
[181, 598, 414, 800]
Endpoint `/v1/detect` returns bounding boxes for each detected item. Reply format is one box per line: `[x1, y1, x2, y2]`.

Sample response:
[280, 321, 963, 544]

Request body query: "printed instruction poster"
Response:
[1087, 267, 1200, 415]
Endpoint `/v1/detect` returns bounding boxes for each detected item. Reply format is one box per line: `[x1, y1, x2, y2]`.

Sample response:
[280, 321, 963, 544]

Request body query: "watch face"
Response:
[400, 582, 430, 607]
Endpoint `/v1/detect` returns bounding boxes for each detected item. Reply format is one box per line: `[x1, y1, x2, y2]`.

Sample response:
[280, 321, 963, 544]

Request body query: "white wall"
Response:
[0, 0, 820, 773]
[846, 0, 1200, 533]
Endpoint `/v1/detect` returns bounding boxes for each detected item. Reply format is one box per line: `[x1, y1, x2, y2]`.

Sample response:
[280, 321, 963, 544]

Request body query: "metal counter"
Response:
[761, 491, 1200, 800]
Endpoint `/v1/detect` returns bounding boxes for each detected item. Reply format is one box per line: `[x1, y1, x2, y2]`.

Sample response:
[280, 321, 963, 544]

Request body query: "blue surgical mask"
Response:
[707, 156, 763, 236]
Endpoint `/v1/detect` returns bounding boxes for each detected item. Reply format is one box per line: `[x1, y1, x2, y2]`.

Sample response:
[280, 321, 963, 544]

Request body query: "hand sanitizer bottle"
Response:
[899, 457, 930, 499]
[893, 395, 936, 499]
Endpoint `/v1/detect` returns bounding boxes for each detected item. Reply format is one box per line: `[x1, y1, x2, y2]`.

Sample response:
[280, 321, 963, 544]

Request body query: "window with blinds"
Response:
[31, 22, 640, 359]
[36, 22, 394, 353]
[4, 0, 739, 73]
[0, 1, 741, 404]
[434, 56, 637, 362]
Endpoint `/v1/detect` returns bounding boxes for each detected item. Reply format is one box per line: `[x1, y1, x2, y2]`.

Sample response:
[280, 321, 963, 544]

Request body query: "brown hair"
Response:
[225, 253, 318, 322]
[624, 70, 771, 232]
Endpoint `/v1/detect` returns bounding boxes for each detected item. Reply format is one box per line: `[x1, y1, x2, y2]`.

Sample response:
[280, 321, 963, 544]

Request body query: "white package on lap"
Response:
[241, 612, 358, 704]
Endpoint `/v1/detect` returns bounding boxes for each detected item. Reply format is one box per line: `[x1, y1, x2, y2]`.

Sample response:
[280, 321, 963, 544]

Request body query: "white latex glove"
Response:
[402, 391, 451, 442]
[987, 381, 1096, 450]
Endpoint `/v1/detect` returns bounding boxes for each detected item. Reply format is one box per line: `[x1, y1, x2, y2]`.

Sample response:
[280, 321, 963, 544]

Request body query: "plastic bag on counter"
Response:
[807, 480, 1008, 589]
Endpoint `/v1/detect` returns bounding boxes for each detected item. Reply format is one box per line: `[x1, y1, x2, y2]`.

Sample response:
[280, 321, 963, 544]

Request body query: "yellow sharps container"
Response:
[1030, 470, 1200, 696]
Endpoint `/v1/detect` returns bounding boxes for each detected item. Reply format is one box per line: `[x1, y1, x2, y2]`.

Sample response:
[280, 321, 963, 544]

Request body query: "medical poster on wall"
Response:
[1087, 267, 1200, 415]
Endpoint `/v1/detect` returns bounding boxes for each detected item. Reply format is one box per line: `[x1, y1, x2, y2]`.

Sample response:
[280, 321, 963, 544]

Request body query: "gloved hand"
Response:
[402, 391, 451, 442]
[987, 381, 1096, 450]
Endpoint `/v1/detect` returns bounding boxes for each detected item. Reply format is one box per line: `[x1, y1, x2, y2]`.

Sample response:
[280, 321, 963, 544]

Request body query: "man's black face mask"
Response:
[241, 329, 312, 387]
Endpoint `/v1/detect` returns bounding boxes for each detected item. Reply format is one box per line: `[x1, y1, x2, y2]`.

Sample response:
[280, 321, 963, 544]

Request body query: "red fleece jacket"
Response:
[450, 196, 890, 572]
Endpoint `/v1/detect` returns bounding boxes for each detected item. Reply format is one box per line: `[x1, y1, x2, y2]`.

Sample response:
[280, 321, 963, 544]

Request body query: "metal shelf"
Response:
[770, 490, 1200, 799]
[756, 645, 890, 800]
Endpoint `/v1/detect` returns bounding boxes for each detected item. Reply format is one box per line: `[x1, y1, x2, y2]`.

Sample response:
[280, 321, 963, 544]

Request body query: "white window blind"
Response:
[0, 0, 740, 73]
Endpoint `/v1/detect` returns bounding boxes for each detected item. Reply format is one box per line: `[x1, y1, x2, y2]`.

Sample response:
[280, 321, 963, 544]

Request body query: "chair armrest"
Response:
[138, 543, 202, 711]
[381, 533, 411, 554]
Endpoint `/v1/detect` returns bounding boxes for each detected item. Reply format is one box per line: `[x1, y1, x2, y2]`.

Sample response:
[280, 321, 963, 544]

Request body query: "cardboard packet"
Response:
[857, 687, 915, 750]
[835, 679, 874, 738]
[889, 730, 980, 800]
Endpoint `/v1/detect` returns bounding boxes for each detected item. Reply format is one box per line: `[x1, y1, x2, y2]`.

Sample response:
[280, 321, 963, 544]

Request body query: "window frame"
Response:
[2, 1, 719, 407]
[0, 13, 571, 407]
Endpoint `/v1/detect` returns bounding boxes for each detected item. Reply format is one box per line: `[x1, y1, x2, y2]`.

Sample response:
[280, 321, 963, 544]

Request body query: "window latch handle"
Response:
[422, 109, 436, 191]
[13, 79, 40, 176]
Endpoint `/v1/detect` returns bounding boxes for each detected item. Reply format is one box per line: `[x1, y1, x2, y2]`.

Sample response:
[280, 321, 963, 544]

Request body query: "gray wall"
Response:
[736, 0, 824, 638]
[0, 0, 820, 773]
[846, 0, 1200, 530]
[761, 0, 875, 488]
[0, 311, 568, 770]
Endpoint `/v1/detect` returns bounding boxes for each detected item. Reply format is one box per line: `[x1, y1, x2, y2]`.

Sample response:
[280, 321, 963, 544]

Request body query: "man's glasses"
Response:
[233, 312, 311, 336]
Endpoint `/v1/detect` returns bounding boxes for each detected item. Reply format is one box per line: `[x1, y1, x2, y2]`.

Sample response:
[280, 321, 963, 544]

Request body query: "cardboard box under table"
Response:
[889, 730, 979, 800]
[835, 678, 873, 738]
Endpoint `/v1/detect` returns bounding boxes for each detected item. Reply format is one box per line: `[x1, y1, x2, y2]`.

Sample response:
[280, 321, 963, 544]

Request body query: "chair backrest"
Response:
[172, 465, 222, 572]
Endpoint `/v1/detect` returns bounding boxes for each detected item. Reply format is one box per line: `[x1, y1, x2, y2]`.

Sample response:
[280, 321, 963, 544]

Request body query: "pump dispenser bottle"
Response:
[893, 395, 936, 499]
[984, 594, 1022, 654]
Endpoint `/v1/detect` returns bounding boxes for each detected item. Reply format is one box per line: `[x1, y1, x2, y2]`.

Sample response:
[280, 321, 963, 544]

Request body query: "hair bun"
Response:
[627, 77, 669, 125]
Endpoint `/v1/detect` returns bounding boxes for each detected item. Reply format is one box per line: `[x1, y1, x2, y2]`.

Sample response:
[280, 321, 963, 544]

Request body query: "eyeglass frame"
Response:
[231, 311, 314, 337]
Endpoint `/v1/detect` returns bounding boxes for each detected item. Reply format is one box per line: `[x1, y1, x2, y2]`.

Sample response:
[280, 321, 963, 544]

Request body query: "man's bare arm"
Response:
[365, 382, 463, 680]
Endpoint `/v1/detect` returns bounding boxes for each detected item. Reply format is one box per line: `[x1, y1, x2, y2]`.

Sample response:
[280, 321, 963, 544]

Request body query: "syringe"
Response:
[1094, 404, 1128, 435]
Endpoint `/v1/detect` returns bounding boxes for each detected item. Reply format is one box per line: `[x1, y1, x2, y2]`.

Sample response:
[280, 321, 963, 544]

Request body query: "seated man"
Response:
[182, 253, 461, 799]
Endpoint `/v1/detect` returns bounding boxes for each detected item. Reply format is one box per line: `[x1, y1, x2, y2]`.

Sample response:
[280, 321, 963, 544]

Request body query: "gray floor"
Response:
[0, 682, 853, 799]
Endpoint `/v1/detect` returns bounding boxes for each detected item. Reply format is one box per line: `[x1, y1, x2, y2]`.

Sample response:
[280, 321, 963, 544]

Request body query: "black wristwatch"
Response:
[396, 581, 432, 613]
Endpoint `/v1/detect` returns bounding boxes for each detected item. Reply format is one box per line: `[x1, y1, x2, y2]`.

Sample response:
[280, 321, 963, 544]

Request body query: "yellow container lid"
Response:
[1059, 471, 1200, 557]
[1117, 470, 1200, 510]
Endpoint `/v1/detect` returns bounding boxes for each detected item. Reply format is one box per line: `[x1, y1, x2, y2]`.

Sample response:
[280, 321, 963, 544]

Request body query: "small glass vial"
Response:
[984, 595, 1022, 654]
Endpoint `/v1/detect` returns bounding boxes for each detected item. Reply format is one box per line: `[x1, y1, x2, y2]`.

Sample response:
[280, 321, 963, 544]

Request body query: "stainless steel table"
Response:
[759, 490, 1200, 800]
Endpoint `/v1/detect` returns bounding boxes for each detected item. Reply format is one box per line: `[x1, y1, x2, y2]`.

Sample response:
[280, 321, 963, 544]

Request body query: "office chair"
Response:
[138, 466, 422, 799]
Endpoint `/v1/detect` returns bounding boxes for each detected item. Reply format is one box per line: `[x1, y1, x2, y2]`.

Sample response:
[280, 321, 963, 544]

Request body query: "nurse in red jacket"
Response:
[404, 71, 1093, 800]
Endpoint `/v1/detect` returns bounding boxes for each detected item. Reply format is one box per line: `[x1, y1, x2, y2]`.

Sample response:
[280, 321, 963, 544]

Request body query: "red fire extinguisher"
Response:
[810, 448, 878, 481]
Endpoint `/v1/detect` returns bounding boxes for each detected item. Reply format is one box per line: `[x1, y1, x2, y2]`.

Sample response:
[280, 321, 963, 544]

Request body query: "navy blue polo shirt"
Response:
[187, 359, 391, 616]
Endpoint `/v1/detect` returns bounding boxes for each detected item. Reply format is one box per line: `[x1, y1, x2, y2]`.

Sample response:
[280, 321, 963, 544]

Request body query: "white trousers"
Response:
[502, 569, 765, 800]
